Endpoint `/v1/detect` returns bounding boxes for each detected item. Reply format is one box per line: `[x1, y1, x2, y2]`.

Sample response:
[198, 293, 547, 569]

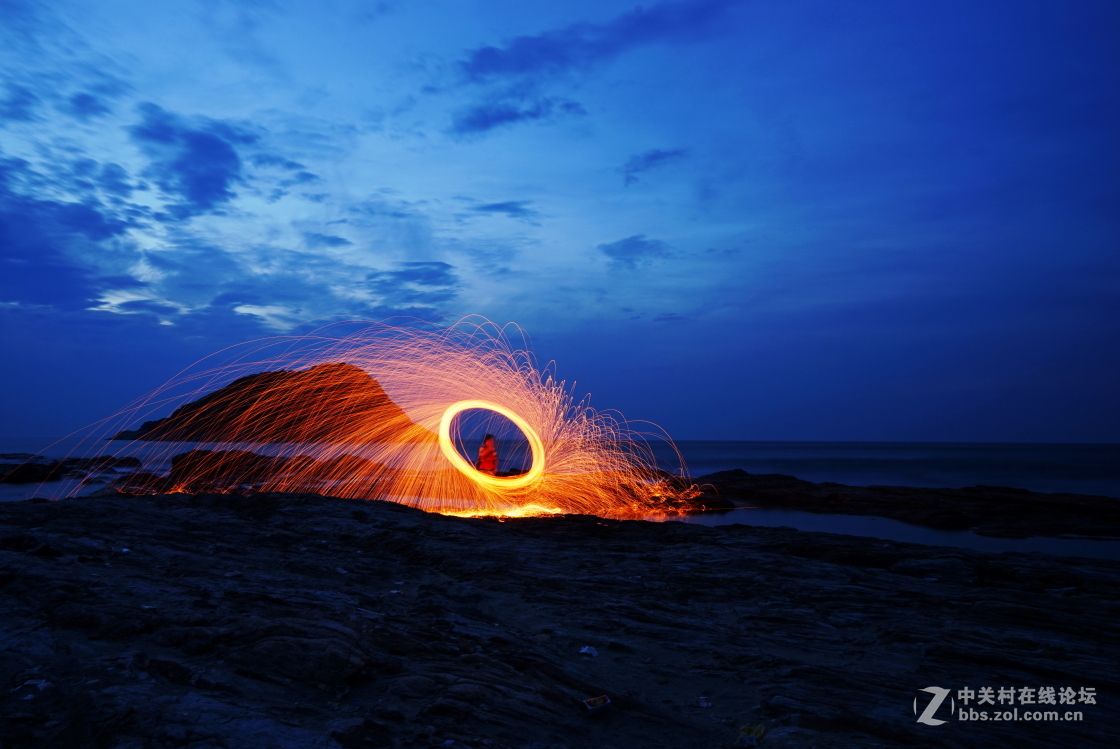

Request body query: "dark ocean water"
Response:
[660, 441, 1120, 498]
[653, 441, 1120, 560]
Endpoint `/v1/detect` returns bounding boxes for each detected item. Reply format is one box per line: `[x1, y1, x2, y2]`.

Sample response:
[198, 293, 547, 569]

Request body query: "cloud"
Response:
[250, 151, 320, 193]
[0, 156, 133, 309]
[250, 153, 307, 170]
[653, 312, 685, 323]
[201, 257, 461, 330]
[597, 234, 670, 270]
[279, 170, 320, 187]
[621, 148, 687, 185]
[457, 0, 737, 83]
[365, 261, 460, 308]
[0, 157, 134, 241]
[48, 157, 137, 201]
[1, 107, 462, 337]
[0, 84, 40, 123]
[451, 96, 584, 135]
[303, 232, 352, 248]
[469, 200, 540, 220]
[128, 103, 257, 219]
[63, 92, 111, 120]
[442, 235, 525, 277]
[97, 163, 134, 197]
[448, 1, 732, 135]
[108, 241, 463, 330]
[122, 239, 249, 311]
[0, 86, 464, 338]
[230, 304, 302, 330]
[95, 294, 185, 316]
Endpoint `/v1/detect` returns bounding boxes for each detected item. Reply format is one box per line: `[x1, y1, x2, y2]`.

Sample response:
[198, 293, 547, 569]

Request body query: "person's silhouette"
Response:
[476, 433, 497, 475]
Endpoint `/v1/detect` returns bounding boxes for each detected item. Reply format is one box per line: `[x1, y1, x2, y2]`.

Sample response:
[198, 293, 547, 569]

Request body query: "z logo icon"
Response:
[914, 687, 954, 726]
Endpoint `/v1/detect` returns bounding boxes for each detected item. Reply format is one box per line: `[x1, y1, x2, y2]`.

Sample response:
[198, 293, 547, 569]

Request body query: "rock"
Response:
[145, 658, 194, 685]
[0, 491, 1116, 748]
[109, 362, 432, 443]
[234, 633, 366, 686]
[390, 675, 439, 697]
[891, 556, 972, 580]
[330, 718, 393, 748]
[698, 469, 1120, 539]
[0, 456, 142, 484]
[444, 682, 498, 703]
[0, 462, 61, 484]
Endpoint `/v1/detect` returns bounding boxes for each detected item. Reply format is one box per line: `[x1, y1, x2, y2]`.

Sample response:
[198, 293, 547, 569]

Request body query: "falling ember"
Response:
[75, 317, 699, 518]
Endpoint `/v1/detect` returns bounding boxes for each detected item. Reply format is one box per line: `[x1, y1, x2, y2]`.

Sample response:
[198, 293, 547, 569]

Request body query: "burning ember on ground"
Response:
[81, 317, 699, 518]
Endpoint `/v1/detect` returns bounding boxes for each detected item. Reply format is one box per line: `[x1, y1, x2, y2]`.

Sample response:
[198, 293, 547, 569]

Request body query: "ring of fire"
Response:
[438, 399, 545, 489]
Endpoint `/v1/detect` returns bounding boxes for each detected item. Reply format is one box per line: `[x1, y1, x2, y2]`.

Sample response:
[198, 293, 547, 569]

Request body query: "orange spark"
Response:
[80, 316, 700, 518]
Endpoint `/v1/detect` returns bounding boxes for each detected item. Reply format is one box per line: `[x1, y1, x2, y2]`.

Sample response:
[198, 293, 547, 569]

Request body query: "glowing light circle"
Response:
[438, 400, 545, 489]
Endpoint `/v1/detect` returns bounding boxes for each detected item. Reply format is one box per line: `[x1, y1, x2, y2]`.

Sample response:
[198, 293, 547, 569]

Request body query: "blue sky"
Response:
[1, 0, 1118, 441]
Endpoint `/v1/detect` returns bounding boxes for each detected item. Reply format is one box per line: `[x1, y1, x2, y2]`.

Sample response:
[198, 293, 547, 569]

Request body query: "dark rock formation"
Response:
[166, 449, 379, 489]
[699, 469, 1120, 539]
[150, 449, 386, 495]
[100, 449, 392, 496]
[1, 491, 1116, 748]
[111, 362, 434, 443]
[0, 456, 142, 484]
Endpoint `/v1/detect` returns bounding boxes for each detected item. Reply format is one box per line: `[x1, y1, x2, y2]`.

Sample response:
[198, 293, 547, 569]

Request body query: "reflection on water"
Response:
[667, 506, 1120, 561]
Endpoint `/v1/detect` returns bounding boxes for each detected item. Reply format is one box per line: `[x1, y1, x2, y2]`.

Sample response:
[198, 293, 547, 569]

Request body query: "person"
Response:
[476, 434, 497, 475]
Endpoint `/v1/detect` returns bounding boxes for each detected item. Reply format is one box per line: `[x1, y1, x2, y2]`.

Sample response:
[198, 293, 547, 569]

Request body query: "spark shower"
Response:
[73, 317, 697, 518]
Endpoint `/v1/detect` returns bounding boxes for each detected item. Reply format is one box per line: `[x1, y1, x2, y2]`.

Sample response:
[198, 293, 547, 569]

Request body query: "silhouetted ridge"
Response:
[112, 362, 433, 443]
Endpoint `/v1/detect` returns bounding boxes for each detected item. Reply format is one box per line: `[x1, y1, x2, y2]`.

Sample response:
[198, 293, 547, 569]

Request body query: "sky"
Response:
[1, 0, 1118, 442]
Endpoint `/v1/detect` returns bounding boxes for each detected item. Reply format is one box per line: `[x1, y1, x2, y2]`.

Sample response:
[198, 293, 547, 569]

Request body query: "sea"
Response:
[3, 438, 1119, 559]
[662, 440, 1120, 498]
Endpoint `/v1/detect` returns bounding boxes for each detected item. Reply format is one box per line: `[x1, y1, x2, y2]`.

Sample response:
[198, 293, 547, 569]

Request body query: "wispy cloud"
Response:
[250, 153, 307, 170]
[469, 200, 541, 220]
[365, 261, 460, 307]
[457, 0, 738, 83]
[62, 92, 111, 120]
[621, 148, 687, 186]
[449, 0, 737, 135]
[303, 232, 352, 248]
[0, 122, 466, 333]
[128, 103, 258, 219]
[450, 96, 584, 135]
[652, 311, 685, 323]
[0, 84, 40, 123]
[0, 155, 133, 309]
[597, 234, 670, 270]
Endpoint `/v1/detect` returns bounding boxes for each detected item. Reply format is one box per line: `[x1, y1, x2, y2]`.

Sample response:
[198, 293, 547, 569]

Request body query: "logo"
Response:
[914, 685, 1097, 726]
[914, 687, 955, 726]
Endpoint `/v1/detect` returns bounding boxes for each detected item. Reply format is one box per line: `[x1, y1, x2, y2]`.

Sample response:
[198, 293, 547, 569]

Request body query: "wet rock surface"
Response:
[1, 491, 1117, 748]
[699, 469, 1120, 539]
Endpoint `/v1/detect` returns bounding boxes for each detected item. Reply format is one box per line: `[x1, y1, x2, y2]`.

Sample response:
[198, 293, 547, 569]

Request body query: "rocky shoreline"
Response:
[2, 489, 1117, 748]
[698, 469, 1120, 539]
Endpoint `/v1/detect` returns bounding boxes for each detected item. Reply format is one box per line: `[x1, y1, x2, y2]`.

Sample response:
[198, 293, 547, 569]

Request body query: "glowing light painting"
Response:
[437, 400, 546, 490]
[87, 317, 697, 518]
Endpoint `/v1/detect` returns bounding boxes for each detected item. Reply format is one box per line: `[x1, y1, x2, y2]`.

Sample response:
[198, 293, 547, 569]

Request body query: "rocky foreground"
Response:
[1, 491, 1118, 749]
[699, 469, 1120, 539]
